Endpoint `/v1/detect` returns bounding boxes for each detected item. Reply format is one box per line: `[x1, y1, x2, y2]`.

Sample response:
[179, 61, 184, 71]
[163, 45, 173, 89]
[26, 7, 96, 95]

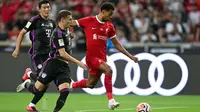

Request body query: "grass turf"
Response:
[0, 93, 199, 112]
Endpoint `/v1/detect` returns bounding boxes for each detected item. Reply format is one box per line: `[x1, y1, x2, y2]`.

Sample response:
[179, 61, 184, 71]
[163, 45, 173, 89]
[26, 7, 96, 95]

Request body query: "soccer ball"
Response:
[136, 102, 152, 112]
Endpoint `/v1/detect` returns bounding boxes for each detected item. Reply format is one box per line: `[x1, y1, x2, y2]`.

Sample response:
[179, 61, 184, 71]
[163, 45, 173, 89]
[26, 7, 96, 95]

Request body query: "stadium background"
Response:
[0, 0, 200, 112]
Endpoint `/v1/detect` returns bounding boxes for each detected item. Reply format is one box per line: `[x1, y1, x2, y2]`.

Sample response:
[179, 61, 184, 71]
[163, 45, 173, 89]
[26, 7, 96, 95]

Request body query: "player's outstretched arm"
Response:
[12, 29, 27, 58]
[111, 37, 139, 63]
[58, 48, 87, 70]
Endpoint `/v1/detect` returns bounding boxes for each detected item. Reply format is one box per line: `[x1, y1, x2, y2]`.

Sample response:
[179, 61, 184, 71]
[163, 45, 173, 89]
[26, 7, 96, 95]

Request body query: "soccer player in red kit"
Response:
[71, 2, 139, 110]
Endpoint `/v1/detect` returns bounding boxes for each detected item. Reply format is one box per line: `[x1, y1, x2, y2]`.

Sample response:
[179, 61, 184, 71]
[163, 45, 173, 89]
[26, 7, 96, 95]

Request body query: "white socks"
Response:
[109, 98, 115, 104]
[29, 102, 35, 107]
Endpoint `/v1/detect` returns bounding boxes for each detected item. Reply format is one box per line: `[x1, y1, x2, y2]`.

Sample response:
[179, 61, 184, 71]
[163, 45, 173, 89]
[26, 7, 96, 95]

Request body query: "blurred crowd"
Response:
[1, 0, 200, 45]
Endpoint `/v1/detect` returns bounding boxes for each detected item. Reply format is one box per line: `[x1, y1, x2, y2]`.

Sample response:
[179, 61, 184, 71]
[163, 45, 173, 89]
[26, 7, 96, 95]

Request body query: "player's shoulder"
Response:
[90, 16, 96, 19]
[29, 15, 41, 22]
[49, 19, 56, 27]
[49, 18, 55, 23]
[106, 22, 115, 28]
[52, 27, 64, 38]
[53, 27, 60, 34]
[81, 16, 95, 21]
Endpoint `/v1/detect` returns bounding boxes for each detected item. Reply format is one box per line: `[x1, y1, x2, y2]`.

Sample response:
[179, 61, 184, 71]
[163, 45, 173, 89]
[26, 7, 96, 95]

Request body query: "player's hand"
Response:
[130, 56, 139, 63]
[68, 27, 75, 39]
[78, 62, 88, 70]
[69, 33, 75, 39]
[12, 49, 19, 58]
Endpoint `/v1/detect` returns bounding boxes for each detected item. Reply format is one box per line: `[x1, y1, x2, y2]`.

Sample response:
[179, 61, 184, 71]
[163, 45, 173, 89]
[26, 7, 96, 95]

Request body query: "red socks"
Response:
[72, 79, 87, 88]
[72, 75, 113, 100]
[104, 74, 113, 100]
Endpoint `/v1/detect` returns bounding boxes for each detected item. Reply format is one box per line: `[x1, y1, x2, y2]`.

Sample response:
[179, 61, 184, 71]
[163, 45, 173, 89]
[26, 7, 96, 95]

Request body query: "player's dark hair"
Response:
[56, 10, 72, 22]
[100, 2, 115, 11]
[38, 0, 50, 9]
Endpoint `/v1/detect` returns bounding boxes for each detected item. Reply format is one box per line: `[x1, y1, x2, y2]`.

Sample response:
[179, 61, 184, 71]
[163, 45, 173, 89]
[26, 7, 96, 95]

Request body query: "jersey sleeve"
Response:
[76, 16, 91, 28]
[108, 23, 116, 39]
[52, 29, 65, 49]
[23, 16, 39, 31]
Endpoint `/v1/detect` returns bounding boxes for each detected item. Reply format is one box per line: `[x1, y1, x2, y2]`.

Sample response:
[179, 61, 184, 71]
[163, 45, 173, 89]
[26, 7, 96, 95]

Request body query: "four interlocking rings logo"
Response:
[77, 53, 188, 96]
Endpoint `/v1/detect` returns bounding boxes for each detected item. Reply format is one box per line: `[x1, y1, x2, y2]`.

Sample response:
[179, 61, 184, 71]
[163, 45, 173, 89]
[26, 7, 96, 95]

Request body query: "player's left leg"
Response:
[54, 82, 70, 112]
[53, 67, 71, 112]
[98, 62, 120, 110]
[17, 80, 47, 112]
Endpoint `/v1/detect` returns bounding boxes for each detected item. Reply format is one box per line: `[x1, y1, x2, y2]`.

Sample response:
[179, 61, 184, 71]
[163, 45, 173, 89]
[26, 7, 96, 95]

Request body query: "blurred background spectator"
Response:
[0, 0, 200, 46]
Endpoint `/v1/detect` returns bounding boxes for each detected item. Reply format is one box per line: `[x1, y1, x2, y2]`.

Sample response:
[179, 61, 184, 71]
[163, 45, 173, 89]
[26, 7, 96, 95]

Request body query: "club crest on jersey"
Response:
[93, 34, 97, 40]
[93, 33, 107, 40]
[106, 28, 108, 33]
[41, 73, 47, 78]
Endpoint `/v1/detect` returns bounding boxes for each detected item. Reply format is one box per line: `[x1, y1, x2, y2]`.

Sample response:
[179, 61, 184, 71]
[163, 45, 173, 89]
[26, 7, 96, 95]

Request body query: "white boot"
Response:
[16, 79, 31, 92]
[108, 99, 120, 110]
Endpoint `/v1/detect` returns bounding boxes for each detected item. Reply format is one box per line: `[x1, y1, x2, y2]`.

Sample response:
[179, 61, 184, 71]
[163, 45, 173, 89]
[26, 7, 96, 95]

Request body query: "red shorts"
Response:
[86, 56, 105, 78]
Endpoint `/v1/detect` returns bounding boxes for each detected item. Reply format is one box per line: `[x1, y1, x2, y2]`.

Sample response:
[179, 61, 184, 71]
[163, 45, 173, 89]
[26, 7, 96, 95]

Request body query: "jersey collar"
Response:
[58, 26, 67, 32]
[95, 15, 105, 24]
[39, 14, 49, 20]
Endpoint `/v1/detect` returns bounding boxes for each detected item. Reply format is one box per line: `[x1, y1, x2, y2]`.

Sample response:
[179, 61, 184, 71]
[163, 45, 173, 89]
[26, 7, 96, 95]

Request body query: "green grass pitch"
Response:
[0, 93, 199, 112]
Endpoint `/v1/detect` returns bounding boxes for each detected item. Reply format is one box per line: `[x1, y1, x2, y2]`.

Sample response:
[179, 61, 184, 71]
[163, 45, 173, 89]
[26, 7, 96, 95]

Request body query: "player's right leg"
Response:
[19, 56, 49, 111]
[71, 56, 119, 110]
[21, 55, 42, 82]
[25, 54, 49, 110]
[29, 55, 45, 81]
[26, 63, 53, 112]
[16, 79, 31, 92]
[21, 68, 39, 83]
[22, 68, 32, 81]
[16, 81, 40, 112]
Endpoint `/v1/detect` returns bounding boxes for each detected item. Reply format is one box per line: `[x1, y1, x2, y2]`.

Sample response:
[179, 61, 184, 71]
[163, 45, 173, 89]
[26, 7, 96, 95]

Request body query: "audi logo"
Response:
[77, 53, 188, 96]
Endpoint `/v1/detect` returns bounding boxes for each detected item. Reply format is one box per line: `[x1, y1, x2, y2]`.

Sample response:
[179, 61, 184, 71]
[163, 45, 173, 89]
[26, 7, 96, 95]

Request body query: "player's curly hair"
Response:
[100, 2, 115, 11]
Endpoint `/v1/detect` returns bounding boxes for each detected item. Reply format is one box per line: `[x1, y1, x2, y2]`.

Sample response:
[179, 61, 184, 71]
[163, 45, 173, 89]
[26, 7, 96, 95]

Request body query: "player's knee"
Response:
[106, 67, 113, 74]
[59, 88, 69, 99]
[30, 85, 43, 96]
[42, 85, 49, 93]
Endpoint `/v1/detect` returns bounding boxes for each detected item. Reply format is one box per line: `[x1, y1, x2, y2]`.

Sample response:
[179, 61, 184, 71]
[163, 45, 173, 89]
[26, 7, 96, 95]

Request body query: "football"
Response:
[136, 102, 152, 112]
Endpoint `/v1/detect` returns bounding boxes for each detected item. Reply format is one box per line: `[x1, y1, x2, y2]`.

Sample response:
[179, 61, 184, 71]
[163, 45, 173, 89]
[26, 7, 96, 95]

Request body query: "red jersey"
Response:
[76, 16, 116, 61]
